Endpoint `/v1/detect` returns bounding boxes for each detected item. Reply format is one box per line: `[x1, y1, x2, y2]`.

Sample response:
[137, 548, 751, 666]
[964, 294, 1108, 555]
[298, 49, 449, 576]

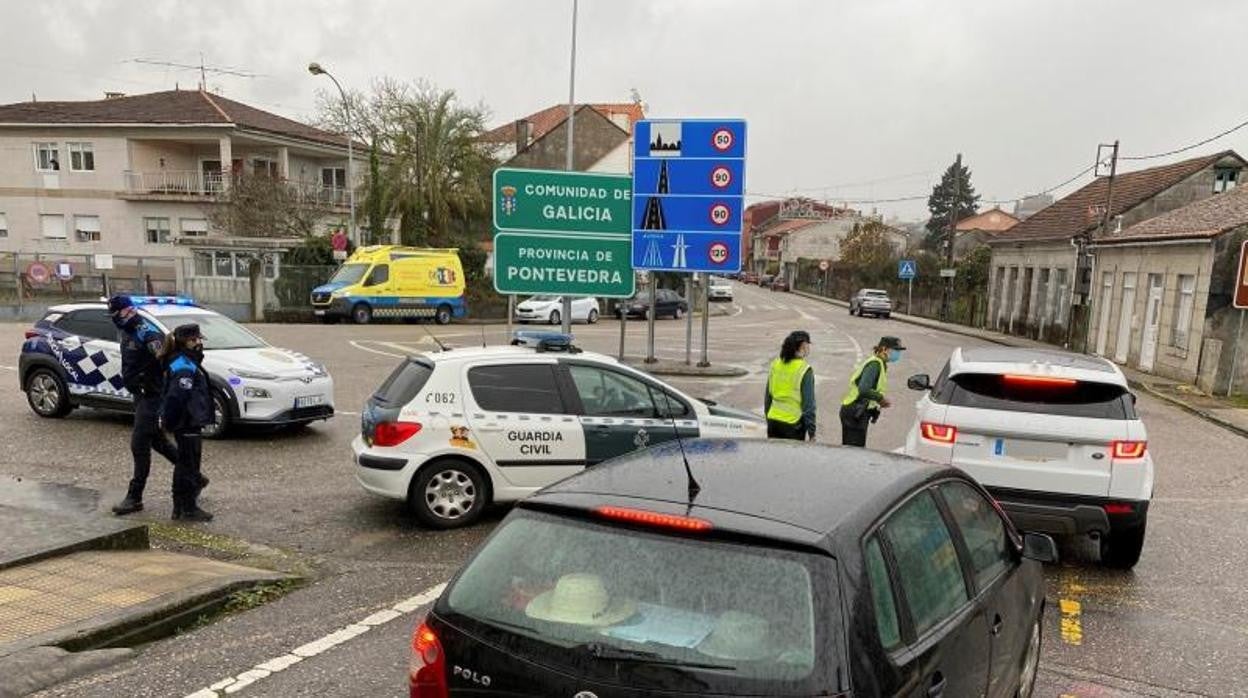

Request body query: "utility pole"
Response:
[560, 0, 578, 336]
[1072, 140, 1118, 350]
[939, 153, 962, 322]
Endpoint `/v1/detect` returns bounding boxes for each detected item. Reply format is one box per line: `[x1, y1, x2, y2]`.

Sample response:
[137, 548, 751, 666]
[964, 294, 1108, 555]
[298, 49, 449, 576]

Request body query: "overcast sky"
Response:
[4, 0, 1247, 220]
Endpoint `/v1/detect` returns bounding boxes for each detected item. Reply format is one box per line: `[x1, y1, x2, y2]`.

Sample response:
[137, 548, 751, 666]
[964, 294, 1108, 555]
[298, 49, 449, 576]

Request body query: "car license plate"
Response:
[313, 310, 326, 316]
[295, 395, 325, 408]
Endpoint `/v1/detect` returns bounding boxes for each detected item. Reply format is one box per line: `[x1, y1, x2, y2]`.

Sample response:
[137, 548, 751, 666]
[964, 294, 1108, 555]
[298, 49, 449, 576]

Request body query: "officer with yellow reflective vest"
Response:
[764, 331, 816, 441]
[840, 336, 906, 447]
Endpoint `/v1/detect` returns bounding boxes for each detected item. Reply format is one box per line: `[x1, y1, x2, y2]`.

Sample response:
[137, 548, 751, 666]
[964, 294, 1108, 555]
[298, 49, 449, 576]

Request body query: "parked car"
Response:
[739, 271, 759, 284]
[850, 288, 893, 318]
[410, 439, 1054, 697]
[707, 277, 733, 302]
[903, 347, 1152, 568]
[19, 296, 334, 438]
[616, 289, 688, 320]
[758, 274, 775, 287]
[769, 276, 791, 292]
[353, 332, 766, 528]
[514, 296, 600, 325]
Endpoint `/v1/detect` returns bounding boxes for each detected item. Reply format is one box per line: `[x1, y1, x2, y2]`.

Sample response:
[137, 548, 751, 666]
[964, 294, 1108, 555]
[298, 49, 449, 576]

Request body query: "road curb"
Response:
[1126, 380, 1248, 441]
[793, 291, 1016, 347]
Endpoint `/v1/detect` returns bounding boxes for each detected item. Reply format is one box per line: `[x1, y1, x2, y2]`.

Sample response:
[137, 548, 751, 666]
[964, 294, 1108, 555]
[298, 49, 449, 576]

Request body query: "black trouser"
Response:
[840, 403, 871, 447]
[128, 395, 179, 500]
[767, 419, 807, 441]
[172, 429, 204, 512]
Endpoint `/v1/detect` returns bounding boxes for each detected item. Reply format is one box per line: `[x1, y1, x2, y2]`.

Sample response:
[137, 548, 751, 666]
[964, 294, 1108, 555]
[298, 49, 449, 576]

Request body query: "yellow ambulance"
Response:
[310, 246, 467, 324]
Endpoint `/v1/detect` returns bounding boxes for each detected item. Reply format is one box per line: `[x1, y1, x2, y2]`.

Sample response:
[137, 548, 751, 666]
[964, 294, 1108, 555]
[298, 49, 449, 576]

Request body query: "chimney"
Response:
[104, 92, 126, 100]
[514, 119, 532, 152]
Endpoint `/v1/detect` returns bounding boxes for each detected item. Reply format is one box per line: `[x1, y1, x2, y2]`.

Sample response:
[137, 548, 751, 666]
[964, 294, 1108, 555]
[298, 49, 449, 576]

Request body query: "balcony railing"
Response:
[122, 170, 351, 207]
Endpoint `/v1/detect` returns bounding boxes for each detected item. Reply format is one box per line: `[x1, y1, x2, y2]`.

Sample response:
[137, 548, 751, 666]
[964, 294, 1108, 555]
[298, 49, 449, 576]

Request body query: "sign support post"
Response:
[684, 275, 694, 365]
[560, 0, 579, 335]
[698, 276, 711, 367]
[1230, 310, 1245, 396]
[646, 277, 657, 363]
[505, 295, 514, 339]
[1229, 240, 1248, 395]
[618, 296, 627, 361]
[908, 277, 913, 315]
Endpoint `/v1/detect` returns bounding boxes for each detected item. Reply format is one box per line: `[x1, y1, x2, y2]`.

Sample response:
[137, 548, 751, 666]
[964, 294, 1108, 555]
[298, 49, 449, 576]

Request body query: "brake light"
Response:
[1002, 374, 1078, 388]
[374, 421, 422, 447]
[1102, 503, 1135, 515]
[409, 620, 448, 698]
[919, 422, 958, 444]
[24, 329, 41, 340]
[1110, 440, 1147, 459]
[594, 506, 713, 532]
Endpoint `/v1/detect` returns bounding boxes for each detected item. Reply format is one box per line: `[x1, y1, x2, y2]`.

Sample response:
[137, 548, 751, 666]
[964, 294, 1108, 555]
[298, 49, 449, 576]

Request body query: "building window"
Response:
[214, 252, 235, 277]
[0, 212, 7, 238]
[1054, 268, 1069, 325]
[74, 215, 101, 242]
[144, 217, 171, 244]
[34, 142, 60, 172]
[194, 251, 214, 277]
[180, 218, 208, 237]
[67, 142, 95, 172]
[40, 214, 66, 239]
[1214, 168, 1239, 194]
[253, 158, 278, 178]
[1171, 274, 1196, 349]
[321, 167, 346, 189]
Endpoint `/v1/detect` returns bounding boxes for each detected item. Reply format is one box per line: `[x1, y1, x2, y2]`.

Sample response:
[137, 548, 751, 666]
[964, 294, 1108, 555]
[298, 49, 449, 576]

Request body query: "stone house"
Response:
[1089, 184, 1248, 396]
[478, 102, 644, 174]
[987, 150, 1246, 344]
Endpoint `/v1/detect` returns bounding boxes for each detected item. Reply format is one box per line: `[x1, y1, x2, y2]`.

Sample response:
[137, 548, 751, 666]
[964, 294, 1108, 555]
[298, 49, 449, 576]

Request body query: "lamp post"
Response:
[308, 62, 356, 246]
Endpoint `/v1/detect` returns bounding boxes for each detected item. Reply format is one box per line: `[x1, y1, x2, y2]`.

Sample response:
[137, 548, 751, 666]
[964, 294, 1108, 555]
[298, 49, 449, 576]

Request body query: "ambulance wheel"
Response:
[351, 303, 373, 325]
[201, 391, 231, 439]
[409, 459, 488, 529]
[549, 309, 561, 326]
[25, 368, 72, 418]
[435, 304, 453, 325]
[587, 309, 599, 324]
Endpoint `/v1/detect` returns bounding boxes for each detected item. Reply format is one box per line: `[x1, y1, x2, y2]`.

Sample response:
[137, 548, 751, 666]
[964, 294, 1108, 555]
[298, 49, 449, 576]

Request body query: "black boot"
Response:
[196, 474, 209, 495]
[177, 506, 214, 523]
[112, 497, 144, 516]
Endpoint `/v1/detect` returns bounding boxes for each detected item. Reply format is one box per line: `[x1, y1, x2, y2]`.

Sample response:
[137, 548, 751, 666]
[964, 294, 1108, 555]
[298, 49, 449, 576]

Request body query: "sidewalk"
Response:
[794, 290, 1248, 439]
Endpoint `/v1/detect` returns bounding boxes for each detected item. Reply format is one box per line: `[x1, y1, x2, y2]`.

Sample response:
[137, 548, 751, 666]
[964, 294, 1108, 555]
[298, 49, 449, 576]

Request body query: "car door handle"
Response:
[476, 423, 503, 433]
[928, 672, 947, 698]
[992, 614, 1004, 636]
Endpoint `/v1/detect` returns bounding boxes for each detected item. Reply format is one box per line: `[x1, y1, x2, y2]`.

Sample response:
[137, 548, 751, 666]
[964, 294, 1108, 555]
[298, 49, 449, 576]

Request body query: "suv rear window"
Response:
[937, 372, 1136, 419]
[442, 509, 838, 693]
[374, 359, 433, 406]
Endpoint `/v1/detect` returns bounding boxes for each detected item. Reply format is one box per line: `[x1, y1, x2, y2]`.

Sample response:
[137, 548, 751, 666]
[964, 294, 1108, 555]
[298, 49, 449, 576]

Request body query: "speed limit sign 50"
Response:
[712, 128, 734, 152]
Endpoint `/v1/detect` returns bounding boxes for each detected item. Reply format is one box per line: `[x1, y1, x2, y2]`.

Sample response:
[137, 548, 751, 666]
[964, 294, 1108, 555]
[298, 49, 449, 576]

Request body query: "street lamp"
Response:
[308, 62, 356, 246]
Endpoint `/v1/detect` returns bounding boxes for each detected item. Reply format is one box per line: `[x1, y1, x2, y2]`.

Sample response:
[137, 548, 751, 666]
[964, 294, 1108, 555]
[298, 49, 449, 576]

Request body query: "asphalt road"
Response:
[1, 280, 1244, 697]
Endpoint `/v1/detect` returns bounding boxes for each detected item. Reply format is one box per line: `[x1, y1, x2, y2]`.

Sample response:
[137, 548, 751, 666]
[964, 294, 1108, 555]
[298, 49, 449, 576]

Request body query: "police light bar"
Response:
[129, 295, 196, 307]
[511, 330, 578, 353]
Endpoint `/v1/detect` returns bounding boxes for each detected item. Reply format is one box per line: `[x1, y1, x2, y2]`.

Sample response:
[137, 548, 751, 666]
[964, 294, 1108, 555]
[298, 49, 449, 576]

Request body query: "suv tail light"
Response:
[374, 421, 422, 447]
[1110, 440, 1147, 460]
[409, 620, 448, 698]
[24, 329, 41, 340]
[919, 421, 958, 444]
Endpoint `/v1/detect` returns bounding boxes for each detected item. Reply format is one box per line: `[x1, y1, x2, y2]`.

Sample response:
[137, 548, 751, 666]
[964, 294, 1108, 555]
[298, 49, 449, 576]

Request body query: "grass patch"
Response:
[147, 522, 252, 556]
[222, 578, 303, 614]
[1228, 394, 1248, 409]
[147, 522, 315, 578]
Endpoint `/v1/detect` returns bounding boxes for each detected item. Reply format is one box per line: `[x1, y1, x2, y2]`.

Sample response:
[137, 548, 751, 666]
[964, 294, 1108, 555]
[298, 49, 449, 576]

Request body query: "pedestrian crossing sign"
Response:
[898, 259, 917, 280]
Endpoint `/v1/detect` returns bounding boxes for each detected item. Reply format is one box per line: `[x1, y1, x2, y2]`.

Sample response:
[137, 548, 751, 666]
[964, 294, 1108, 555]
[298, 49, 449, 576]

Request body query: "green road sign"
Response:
[493, 168, 634, 297]
[494, 168, 632, 234]
[493, 233, 634, 297]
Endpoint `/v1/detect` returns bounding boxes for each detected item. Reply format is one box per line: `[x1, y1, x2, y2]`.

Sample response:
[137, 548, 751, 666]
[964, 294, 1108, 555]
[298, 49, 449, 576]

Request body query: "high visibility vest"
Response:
[766, 358, 811, 425]
[841, 355, 888, 409]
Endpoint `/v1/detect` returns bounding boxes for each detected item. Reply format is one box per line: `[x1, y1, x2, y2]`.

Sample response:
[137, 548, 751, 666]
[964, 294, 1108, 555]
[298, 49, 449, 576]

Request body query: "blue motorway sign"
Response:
[898, 259, 917, 280]
[631, 119, 747, 272]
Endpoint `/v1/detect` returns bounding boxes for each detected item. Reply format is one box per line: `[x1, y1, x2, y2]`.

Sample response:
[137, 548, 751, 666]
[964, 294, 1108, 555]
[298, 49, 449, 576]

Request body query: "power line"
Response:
[1120, 116, 1248, 161]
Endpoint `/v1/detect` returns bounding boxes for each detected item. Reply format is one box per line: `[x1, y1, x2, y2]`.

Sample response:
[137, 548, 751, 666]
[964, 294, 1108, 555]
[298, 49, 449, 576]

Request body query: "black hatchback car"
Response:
[409, 440, 1055, 697]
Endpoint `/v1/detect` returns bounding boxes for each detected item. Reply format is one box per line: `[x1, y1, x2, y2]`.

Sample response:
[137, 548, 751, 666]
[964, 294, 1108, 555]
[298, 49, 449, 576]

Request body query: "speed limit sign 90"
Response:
[710, 166, 732, 189]
[709, 203, 731, 226]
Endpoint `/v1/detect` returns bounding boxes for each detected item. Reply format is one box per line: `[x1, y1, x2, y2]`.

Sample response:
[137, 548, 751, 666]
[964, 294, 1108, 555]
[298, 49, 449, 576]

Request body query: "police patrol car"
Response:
[19, 296, 335, 438]
[353, 331, 766, 528]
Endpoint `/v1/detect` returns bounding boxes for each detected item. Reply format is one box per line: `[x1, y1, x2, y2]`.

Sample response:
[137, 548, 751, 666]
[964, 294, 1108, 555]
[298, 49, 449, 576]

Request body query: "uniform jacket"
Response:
[161, 352, 212, 432]
[116, 319, 166, 398]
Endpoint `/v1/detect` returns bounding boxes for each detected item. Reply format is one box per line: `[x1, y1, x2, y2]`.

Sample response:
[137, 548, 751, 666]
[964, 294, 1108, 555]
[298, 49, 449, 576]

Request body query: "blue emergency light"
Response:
[511, 330, 579, 353]
[129, 295, 197, 307]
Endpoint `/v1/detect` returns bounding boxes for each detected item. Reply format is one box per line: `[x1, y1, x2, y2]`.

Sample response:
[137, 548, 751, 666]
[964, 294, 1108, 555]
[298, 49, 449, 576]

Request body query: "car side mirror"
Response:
[1022, 532, 1059, 564]
[907, 374, 932, 391]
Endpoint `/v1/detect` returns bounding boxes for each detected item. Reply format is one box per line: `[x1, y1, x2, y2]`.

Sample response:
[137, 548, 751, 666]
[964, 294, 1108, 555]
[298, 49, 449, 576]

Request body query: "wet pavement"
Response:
[1, 282, 1245, 696]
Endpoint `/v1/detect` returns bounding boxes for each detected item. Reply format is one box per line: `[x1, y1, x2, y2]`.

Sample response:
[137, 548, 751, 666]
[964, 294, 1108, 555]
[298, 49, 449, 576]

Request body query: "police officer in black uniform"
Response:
[160, 323, 214, 522]
[109, 295, 181, 515]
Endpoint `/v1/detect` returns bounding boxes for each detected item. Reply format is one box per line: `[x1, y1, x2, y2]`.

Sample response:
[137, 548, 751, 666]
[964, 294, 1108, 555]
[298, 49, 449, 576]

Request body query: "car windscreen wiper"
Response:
[573, 642, 736, 671]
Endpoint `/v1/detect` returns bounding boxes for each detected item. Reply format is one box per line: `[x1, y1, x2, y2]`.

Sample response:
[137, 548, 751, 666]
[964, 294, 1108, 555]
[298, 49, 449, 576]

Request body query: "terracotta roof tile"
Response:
[1099, 183, 1248, 243]
[480, 102, 642, 143]
[0, 90, 355, 149]
[956, 207, 1019, 232]
[994, 151, 1243, 243]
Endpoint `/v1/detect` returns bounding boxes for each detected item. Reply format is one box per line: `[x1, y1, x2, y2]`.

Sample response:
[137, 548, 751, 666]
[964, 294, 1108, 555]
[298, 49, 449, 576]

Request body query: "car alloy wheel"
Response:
[549, 309, 561, 326]
[26, 369, 68, 417]
[1017, 618, 1041, 698]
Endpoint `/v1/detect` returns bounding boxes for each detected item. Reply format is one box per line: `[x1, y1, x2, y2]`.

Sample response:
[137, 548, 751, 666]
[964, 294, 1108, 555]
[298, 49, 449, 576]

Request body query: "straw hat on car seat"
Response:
[525, 573, 636, 626]
[697, 610, 771, 661]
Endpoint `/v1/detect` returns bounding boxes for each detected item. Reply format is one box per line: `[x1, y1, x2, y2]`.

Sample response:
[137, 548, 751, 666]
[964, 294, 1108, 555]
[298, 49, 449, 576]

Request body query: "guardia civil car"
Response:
[353, 332, 766, 528]
[19, 296, 335, 438]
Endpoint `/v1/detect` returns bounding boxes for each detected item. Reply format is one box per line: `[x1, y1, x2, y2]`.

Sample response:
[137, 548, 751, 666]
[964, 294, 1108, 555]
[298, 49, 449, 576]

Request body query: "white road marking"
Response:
[0, 365, 15, 371]
[185, 582, 446, 697]
[335, 410, 359, 416]
[347, 340, 404, 359]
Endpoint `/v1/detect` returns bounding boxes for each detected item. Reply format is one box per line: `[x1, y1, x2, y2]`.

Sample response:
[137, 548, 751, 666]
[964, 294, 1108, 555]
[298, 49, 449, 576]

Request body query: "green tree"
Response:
[924, 158, 980, 251]
[841, 221, 898, 269]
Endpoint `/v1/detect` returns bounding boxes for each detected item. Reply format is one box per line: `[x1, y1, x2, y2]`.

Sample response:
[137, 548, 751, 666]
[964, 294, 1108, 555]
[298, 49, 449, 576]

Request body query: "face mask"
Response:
[887, 349, 902, 363]
[799, 345, 811, 359]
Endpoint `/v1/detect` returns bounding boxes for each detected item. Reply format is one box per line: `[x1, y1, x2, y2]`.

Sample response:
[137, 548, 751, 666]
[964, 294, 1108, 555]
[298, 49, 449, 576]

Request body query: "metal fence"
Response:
[793, 257, 989, 329]
[0, 252, 178, 305]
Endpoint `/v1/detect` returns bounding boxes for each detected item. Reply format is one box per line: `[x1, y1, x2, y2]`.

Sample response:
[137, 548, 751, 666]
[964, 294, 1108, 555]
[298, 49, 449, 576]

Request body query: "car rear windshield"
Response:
[443, 509, 839, 694]
[373, 358, 433, 407]
[938, 372, 1136, 419]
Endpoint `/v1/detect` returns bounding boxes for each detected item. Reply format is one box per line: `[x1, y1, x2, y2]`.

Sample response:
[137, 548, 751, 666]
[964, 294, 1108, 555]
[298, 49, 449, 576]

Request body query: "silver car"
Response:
[850, 288, 893, 318]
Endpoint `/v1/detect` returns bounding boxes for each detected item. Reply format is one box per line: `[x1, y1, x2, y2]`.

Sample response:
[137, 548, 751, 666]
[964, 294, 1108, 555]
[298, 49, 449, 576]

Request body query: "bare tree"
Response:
[204, 174, 337, 240]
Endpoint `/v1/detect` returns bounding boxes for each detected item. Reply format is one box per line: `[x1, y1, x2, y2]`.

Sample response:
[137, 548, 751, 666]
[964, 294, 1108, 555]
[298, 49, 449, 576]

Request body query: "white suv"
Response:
[352, 333, 766, 529]
[903, 347, 1152, 568]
